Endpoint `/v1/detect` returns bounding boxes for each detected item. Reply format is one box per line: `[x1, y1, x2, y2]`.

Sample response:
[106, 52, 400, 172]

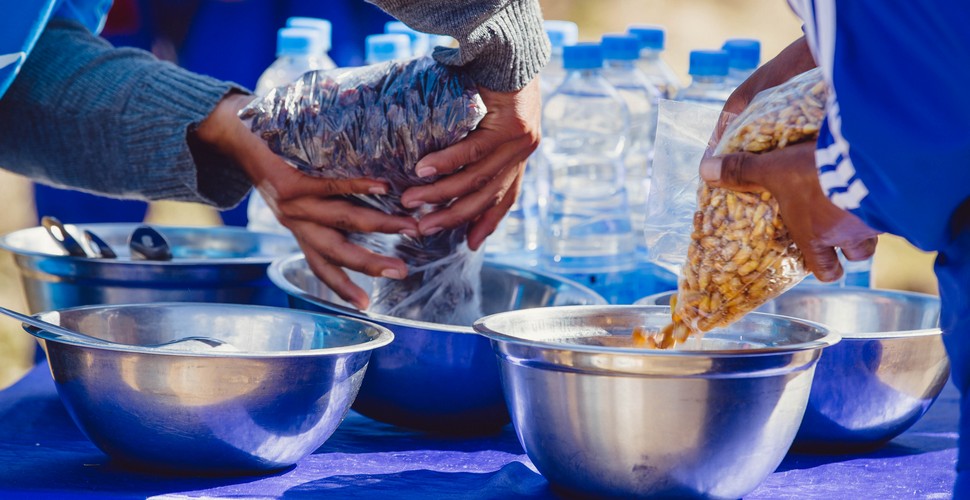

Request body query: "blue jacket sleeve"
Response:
[813, 0, 970, 252]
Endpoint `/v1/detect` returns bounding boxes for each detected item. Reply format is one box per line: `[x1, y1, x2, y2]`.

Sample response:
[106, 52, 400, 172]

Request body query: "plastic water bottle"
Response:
[842, 255, 874, 287]
[486, 23, 578, 263]
[540, 43, 636, 303]
[675, 50, 731, 109]
[248, 27, 337, 235]
[385, 21, 431, 57]
[254, 27, 334, 96]
[286, 17, 337, 68]
[541, 20, 579, 97]
[627, 25, 680, 99]
[365, 34, 411, 64]
[722, 38, 761, 89]
[601, 34, 661, 257]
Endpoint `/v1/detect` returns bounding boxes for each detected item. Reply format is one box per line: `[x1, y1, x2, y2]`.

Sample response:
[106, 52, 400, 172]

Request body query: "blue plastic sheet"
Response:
[0, 361, 957, 499]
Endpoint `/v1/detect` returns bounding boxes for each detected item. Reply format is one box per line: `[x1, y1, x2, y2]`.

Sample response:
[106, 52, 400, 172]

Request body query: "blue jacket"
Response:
[790, 0, 970, 253]
[0, 0, 112, 98]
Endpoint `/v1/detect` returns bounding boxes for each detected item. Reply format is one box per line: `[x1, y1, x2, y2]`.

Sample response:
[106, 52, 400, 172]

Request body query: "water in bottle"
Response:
[487, 23, 578, 263]
[601, 34, 661, 256]
[385, 21, 431, 57]
[249, 26, 337, 235]
[627, 25, 680, 99]
[541, 20, 579, 97]
[286, 17, 337, 69]
[722, 38, 761, 89]
[365, 34, 411, 64]
[675, 49, 731, 109]
[540, 43, 637, 303]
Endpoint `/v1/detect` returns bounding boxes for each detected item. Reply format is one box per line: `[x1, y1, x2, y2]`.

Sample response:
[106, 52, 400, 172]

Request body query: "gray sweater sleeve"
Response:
[368, 0, 550, 92]
[0, 19, 253, 209]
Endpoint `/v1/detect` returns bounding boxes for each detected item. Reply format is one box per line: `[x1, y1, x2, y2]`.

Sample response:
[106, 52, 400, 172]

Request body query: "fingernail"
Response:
[422, 226, 443, 236]
[416, 166, 436, 178]
[381, 268, 405, 280]
[369, 186, 387, 195]
[404, 199, 424, 209]
[699, 158, 721, 182]
[400, 229, 418, 238]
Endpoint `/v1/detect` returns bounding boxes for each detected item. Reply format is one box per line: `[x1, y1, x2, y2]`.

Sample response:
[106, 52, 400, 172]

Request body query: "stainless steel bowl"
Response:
[637, 286, 948, 452]
[269, 254, 607, 434]
[474, 305, 838, 499]
[22, 302, 392, 473]
[0, 223, 298, 312]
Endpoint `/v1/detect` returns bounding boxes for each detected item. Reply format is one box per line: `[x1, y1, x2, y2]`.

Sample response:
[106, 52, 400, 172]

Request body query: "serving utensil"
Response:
[0, 305, 228, 351]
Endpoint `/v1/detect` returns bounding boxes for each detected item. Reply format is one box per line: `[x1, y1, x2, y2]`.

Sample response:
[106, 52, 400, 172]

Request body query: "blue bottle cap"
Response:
[563, 43, 603, 70]
[544, 20, 579, 49]
[286, 17, 332, 51]
[601, 34, 640, 61]
[276, 27, 324, 57]
[627, 25, 665, 51]
[385, 21, 431, 56]
[722, 38, 761, 70]
[366, 34, 412, 64]
[688, 50, 729, 77]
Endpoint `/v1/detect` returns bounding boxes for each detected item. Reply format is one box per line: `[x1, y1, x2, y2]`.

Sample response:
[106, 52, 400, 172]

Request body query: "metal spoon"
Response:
[129, 225, 173, 261]
[41, 216, 88, 257]
[0, 306, 230, 351]
[82, 230, 117, 259]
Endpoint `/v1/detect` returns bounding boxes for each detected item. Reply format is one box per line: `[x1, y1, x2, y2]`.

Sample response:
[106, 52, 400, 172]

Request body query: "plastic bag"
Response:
[643, 99, 724, 277]
[641, 68, 827, 348]
[241, 56, 488, 326]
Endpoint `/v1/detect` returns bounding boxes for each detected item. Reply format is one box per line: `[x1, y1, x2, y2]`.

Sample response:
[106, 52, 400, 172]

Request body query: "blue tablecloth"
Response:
[0, 361, 957, 499]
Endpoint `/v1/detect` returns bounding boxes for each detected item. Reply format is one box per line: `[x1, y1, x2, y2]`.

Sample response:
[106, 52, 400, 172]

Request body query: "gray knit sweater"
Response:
[0, 1, 549, 208]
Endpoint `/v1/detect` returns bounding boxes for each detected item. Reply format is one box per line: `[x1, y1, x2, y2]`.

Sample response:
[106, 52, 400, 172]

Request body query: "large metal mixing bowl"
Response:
[474, 305, 838, 499]
[637, 286, 948, 452]
[0, 224, 298, 312]
[269, 254, 607, 434]
[22, 302, 392, 473]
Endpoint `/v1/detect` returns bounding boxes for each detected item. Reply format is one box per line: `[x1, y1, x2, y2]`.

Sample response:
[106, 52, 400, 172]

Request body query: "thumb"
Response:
[699, 152, 771, 192]
[700, 141, 816, 191]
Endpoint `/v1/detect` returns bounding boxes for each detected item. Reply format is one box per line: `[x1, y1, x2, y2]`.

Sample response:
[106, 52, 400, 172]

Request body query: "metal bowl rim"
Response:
[268, 252, 608, 334]
[23, 302, 394, 358]
[636, 286, 942, 340]
[473, 305, 841, 357]
[0, 223, 295, 265]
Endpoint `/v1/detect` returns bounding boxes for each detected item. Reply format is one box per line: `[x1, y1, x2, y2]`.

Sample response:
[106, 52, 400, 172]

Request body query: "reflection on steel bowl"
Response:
[474, 305, 838, 499]
[22, 302, 392, 473]
[269, 254, 607, 434]
[0, 223, 298, 312]
[637, 286, 948, 452]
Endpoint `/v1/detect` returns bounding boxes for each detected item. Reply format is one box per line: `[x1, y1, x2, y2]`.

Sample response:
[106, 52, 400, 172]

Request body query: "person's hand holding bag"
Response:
[699, 142, 880, 283]
[194, 93, 417, 309]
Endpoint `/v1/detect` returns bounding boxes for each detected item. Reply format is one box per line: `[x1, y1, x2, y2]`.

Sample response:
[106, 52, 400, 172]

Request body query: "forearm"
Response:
[367, 0, 550, 92]
[0, 19, 252, 208]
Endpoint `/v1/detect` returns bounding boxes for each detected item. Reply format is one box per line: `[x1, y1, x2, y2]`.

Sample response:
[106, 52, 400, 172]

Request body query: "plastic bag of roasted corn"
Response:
[241, 56, 488, 326]
[640, 68, 827, 348]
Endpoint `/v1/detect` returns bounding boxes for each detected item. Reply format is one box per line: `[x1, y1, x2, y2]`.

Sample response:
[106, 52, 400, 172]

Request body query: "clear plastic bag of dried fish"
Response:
[241, 56, 487, 326]
[638, 68, 827, 349]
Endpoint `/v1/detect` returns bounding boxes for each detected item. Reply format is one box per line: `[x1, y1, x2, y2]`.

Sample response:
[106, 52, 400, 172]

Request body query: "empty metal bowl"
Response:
[269, 254, 607, 434]
[0, 223, 298, 312]
[637, 286, 948, 452]
[474, 305, 839, 499]
[21, 302, 392, 473]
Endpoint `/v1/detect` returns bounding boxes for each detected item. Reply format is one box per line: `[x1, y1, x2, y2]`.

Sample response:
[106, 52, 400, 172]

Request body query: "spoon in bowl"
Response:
[0, 306, 232, 352]
[41, 216, 89, 257]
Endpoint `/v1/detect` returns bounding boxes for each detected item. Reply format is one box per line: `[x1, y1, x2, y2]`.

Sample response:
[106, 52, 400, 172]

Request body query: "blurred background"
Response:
[0, 0, 937, 388]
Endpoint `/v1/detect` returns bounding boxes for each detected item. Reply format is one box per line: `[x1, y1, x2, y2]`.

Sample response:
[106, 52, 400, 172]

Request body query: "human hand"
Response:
[195, 93, 418, 309]
[712, 37, 818, 148]
[399, 78, 541, 250]
[699, 141, 880, 282]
